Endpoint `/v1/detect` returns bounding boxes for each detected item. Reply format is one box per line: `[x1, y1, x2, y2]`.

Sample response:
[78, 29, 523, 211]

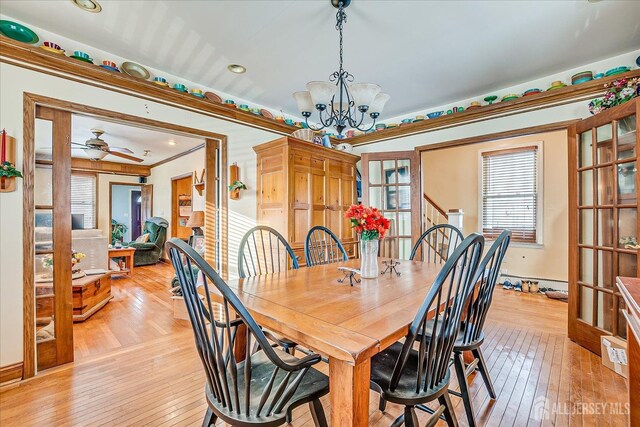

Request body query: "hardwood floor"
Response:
[1, 266, 629, 426]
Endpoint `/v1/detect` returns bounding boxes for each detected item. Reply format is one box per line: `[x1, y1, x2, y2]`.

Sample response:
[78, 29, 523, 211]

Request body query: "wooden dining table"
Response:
[222, 257, 443, 427]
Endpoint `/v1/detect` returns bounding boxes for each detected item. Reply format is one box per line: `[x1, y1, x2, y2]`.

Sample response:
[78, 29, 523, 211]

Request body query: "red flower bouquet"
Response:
[345, 204, 390, 240]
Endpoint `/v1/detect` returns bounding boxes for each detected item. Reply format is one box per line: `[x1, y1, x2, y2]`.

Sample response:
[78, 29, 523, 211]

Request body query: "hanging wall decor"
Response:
[228, 163, 247, 200]
[0, 129, 21, 193]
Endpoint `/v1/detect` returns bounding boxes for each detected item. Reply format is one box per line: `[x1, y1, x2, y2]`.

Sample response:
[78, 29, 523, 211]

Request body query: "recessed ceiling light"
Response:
[168, 140, 176, 146]
[227, 64, 246, 74]
[587, 0, 602, 3]
[71, 0, 102, 13]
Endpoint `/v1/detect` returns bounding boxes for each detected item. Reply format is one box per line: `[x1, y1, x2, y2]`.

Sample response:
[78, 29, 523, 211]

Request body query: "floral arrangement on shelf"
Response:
[345, 204, 390, 240]
[589, 77, 639, 115]
[42, 251, 86, 272]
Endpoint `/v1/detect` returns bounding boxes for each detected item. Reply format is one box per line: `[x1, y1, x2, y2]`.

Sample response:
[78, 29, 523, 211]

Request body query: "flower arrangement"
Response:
[589, 77, 639, 115]
[0, 129, 22, 179]
[345, 204, 390, 240]
[42, 251, 86, 271]
[228, 180, 248, 192]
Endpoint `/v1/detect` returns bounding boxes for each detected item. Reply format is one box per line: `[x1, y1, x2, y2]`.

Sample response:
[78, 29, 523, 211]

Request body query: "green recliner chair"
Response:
[128, 217, 169, 266]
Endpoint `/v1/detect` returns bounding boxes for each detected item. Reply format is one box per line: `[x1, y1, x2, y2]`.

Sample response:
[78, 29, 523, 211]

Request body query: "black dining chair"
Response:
[304, 225, 348, 266]
[168, 238, 329, 427]
[370, 233, 484, 427]
[238, 226, 299, 279]
[238, 226, 299, 356]
[433, 229, 511, 427]
[409, 224, 464, 263]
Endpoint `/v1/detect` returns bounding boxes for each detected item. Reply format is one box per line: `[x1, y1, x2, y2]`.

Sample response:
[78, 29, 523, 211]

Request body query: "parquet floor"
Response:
[0, 265, 629, 426]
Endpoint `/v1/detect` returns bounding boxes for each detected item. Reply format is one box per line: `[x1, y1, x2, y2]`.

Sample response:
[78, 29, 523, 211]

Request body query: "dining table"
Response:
[222, 257, 443, 427]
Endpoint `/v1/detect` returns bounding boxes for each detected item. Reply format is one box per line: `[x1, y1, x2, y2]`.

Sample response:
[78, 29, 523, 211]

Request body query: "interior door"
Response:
[34, 106, 74, 371]
[140, 184, 153, 227]
[569, 99, 639, 355]
[362, 150, 421, 259]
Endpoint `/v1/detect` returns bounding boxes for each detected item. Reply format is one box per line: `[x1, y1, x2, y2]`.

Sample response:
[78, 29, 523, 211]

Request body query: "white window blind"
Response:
[481, 146, 539, 243]
[71, 173, 96, 229]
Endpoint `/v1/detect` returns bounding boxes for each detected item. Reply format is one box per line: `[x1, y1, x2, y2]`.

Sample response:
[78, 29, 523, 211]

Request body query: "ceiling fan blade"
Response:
[108, 147, 134, 154]
[107, 150, 144, 163]
[71, 141, 88, 147]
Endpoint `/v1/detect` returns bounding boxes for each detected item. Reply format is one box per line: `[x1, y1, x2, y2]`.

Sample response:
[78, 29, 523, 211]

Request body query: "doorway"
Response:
[24, 94, 229, 378]
[109, 183, 150, 244]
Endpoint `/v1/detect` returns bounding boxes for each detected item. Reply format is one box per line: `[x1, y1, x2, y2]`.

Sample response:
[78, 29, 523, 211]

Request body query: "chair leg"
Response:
[202, 407, 217, 427]
[404, 406, 419, 427]
[472, 347, 496, 399]
[379, 396, 387, 412]
[309, 399, 328, 427]
[438, 393, 459, 427]
[453, 351, 476, 427]
[286, 411, 292, 424]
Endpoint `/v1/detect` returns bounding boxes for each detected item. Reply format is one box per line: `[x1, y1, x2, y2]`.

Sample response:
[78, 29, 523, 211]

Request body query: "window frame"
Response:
[70, 171, 98, 229]
[477, 142, 544, 246]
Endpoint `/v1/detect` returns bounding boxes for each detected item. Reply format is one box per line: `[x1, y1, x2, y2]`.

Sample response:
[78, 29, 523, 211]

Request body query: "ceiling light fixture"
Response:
[70, 0, 102, 13]
[227, 64, 246, 74]
[168, 140, 176, 145]
[293, 0, 389, 136]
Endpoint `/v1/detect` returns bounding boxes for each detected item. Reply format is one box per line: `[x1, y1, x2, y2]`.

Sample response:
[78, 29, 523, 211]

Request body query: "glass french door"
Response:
[569, 98, 638, 356]
[361, 151, 421, 260]
[34, 106, 74, 371]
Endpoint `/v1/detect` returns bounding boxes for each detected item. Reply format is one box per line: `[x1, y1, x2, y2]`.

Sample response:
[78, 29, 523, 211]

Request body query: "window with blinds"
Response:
[71, 173, 97, 229]
[481, 146, 540, 243]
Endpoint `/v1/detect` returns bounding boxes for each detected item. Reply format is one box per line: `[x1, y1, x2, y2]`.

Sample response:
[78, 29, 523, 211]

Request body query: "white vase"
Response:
[360, 239, 379, 279]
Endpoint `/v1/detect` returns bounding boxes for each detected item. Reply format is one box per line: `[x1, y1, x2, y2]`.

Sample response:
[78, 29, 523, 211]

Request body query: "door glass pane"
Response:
[397, 212, 411, 236]
[579, 130, 593, 168]
[596, 291, 614, 332]
[397, 159, 410, 183]
[579, 209, 593, 245]
[35, 209, 54, 251]
[383, 160, 396, 184]
[619, 253, 638, 277]
[619, 208, 638, 249]
[35, 166, 53, 207]
[597, 166, 614, 205]
[368, 161, 381, 185]
[617, 161, 636, 204]
[596, 209, 613, 247]
[35, 253, 55, 342]
[579, 248, 594, 284]
[384, 212, 397, 236]
[580, 170, 593, 206]
[579, 285, 594, 323]
[398, 238, 412, 260]
[596, 124, 613, 164]
[369, 187, 382, 209]
[596, 250, 613, 289]
[617, 115, 636, 160]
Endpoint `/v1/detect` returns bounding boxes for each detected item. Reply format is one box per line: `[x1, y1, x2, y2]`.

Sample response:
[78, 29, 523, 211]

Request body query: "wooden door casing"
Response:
[140, 184, 153, 227]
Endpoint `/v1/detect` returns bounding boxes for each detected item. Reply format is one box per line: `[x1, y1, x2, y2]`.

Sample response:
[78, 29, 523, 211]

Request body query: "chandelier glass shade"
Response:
[293, 0, 389, 136]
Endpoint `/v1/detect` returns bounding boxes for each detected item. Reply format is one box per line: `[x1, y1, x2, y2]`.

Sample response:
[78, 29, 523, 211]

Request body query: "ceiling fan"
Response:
[72, 129, 143, 162]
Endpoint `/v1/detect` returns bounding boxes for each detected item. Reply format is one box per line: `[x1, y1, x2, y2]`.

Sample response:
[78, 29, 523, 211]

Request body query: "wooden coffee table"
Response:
[108, 247, 136, 277]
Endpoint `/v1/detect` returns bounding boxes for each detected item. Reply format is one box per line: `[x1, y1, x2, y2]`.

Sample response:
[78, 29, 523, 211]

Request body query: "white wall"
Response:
[0, 62, 278, 367]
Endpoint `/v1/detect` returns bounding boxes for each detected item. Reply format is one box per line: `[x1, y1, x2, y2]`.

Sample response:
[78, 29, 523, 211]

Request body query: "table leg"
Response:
[329, 357, 370, 427]
[127, 253, 134, 276]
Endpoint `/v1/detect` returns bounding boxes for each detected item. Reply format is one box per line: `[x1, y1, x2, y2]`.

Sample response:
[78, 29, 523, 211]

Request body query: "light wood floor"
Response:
[1, 265, 629, 426]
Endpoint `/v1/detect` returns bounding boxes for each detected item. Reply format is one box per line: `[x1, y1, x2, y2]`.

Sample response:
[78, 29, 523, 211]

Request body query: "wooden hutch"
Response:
[253, 137, 359, 265]
[568, 98, 639, 355]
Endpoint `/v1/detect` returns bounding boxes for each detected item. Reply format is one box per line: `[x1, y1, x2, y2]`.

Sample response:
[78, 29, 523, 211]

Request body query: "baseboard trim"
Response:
[0, 362, 23, 384]
[499, 274, 568, 292]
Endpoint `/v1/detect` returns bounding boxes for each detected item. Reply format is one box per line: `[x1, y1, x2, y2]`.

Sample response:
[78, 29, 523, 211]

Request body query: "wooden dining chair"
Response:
[438, 230, 511, 427]
[409, 224, 464, 263]
[370, 233, 485, 427]
[238, 226, 299, 356]
[304, 226, 348, 266]
[238, 226, 299, 279]
[168, 238, 329, 427]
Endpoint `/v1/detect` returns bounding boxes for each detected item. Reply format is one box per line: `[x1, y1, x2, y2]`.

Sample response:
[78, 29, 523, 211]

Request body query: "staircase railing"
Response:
[423, 193, 449, 230]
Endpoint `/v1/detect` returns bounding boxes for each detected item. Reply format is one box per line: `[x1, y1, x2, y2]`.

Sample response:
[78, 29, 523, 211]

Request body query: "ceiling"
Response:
[35, 114, 204, 164]
[3, 0, 640, 120]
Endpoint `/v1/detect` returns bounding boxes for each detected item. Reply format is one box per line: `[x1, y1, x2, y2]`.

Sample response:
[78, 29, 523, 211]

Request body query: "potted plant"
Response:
[0, 160, 22, 191]
[228, 180, 247, 200]
[111, 219, 128, 245]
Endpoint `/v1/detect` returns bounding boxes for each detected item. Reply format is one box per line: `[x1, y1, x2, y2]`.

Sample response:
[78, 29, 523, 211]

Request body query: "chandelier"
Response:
[293, 0, 389, 136]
